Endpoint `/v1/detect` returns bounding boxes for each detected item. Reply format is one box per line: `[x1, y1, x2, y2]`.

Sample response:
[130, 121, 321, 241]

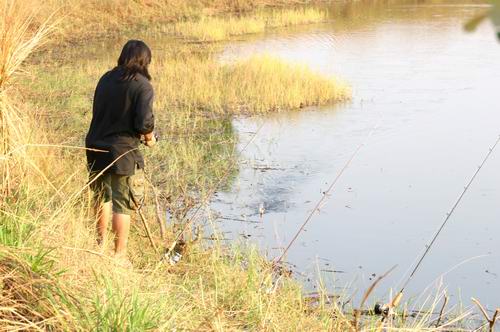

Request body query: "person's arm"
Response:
[134, 82, 155, 145]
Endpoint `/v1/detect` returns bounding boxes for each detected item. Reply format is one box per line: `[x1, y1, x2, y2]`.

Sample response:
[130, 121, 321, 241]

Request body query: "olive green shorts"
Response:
[89, 169, 145, 215]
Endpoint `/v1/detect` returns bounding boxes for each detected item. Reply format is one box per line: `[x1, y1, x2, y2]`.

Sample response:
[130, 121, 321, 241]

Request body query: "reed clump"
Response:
[172, 8, 328, 41]
[155, 55, 351, 113]
[221, 55, 351, 111]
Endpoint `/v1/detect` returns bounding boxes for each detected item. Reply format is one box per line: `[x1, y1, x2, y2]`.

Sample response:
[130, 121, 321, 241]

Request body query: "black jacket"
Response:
[85, 68, 154, 175]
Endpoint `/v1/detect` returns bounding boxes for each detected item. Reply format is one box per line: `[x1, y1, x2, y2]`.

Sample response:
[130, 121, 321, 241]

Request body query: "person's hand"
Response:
[143, 132, 157, 147]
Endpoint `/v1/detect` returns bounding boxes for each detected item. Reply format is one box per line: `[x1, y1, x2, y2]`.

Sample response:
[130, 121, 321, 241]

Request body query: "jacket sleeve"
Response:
[133, 82, 155, 135]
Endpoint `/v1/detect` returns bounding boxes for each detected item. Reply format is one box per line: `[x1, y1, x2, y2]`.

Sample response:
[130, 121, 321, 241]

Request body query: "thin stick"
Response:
[144, 172, 166, 240]
[0, 143, 107, 160]
[493, 311, 500, 332]
[472, 298, 500, 332]
[135, 205, 159, 254]
[353, 265, 397, 332]
[59, 246, 114, 261]
[435, 294, 449, 328]
[49, 148, 138, 221]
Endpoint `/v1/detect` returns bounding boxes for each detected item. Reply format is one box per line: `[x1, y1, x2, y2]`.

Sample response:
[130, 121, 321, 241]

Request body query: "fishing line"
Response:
[398, 134, 500, 294]
[410, 254, 488, 311]
[275, 118, 382, 264]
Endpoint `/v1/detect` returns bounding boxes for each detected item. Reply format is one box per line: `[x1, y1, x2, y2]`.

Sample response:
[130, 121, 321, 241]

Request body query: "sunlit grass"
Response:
[0, 0, 484, 330]
[2, 1, 344, 329]
[173, 8, 328, 41]
[37, 0, 327, 42]
[154, 55, 350, 113]
[221, 55, 351, 111]
[21, 52, 350, 213]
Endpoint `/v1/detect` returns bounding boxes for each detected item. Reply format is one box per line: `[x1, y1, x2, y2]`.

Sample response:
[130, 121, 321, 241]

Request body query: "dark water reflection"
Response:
[211, 1, 500, 308]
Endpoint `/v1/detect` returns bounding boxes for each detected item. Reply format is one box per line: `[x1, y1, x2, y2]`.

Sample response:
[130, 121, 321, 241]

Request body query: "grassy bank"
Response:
[1, 0, 355, 329]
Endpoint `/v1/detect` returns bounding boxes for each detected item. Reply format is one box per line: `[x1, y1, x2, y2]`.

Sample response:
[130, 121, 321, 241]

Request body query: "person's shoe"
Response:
[113, 254, 133, 269]
[96, 239, 106, 254]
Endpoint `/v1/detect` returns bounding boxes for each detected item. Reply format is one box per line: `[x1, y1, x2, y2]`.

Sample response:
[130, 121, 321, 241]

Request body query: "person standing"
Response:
[85, 40, 156, 264]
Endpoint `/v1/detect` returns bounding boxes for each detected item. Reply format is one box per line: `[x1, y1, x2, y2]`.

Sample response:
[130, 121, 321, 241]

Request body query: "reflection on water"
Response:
[212, 0, 500, 308]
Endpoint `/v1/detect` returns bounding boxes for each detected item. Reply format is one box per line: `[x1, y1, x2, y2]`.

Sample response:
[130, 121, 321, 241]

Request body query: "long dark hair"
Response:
[116, 40, 152, 81]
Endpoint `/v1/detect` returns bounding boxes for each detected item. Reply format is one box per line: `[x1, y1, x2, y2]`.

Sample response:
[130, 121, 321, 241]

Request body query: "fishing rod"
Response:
[164, 122, 265, 260]
[275, 120, 381, 265]
[375, 134, 500, 329]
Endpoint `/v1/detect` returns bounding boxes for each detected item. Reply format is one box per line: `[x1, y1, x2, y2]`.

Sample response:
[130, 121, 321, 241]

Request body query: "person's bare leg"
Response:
[112, 213, 131, 256]
[96, 201, 111, 247]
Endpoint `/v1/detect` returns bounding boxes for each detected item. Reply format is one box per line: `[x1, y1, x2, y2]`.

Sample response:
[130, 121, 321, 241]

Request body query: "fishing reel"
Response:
[373, 302, 392, 317]
[163, 239, 186, 266]
[373, 292, 403, 319]
[271, 261, 293, 277]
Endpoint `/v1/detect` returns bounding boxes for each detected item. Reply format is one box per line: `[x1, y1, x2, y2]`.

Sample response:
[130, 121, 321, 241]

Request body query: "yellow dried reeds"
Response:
[0, 0, 55, 195]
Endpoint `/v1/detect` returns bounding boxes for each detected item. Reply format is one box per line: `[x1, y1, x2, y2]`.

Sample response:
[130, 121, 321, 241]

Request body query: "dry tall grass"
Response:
[0, 1, 81, 330]
[0, 1, 352, 329]
[0, 0, 54, 196]
[154, 55, 350, 114]
[0, 0, 489, 331]
[172, 8, 328, 41]
[38, 0, 330, 42]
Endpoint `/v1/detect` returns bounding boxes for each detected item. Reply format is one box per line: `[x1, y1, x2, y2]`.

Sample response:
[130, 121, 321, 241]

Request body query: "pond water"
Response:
[210, 1, 500, 308]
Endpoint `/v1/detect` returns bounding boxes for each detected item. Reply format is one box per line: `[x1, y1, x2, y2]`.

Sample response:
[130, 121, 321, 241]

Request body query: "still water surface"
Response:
[211, 1, 500, 307]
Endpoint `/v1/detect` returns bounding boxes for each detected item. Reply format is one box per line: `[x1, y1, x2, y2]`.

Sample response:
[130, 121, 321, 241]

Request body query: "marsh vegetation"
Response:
[0, 0, 354, 330]
[1, 0, 496, 331]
